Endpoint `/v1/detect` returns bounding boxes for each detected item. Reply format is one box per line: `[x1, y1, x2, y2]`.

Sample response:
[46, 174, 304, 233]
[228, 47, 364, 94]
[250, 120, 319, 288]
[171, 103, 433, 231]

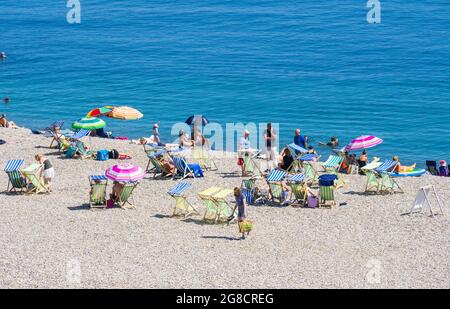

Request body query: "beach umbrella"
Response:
[72, 117, 106, 130]
[86, 106, 113, 118]
[105, 163, 145, 182]
[344, 135, 383, 151]
[185, 115, 209, 126]
[106, 106, 143, 120]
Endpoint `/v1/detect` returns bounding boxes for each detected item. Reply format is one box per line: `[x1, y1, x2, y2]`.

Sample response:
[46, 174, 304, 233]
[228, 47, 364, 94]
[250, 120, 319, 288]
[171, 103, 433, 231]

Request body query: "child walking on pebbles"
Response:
[232, 187, 252, 240]
[35, 154, 55, 192]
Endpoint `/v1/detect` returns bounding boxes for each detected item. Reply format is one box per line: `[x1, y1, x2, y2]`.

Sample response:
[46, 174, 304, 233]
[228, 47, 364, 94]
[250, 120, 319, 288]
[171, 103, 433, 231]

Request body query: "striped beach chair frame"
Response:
[286, 143, 308, 172]
[198, 187, 223, 223]
[319, 185, 336, 208]
[117, 182, 138, 209]
[266, 169, 287, 205]
[287, 174, 306, 207]
[167, 182, 199, 218]
[375, 160, 403, 194]
[192, 146, 218, 171]
[320, 155, 343, 173]
[4, 159, 26, 193]
[21, 163, 49, 194]
[172, 156, 196, 180]
[89, 175, 108, 208]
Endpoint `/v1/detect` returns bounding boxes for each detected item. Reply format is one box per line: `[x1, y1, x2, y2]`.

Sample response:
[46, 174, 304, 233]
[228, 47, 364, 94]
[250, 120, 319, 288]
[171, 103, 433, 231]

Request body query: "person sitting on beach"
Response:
[0, 113, 17, 128]
[278, 147, 294, 171]
[110, 181, 124, 203]
[232, 187, 251, 240]
[392, 156, 416, 173]
[294, 128, 307, 149]
[178, 130, 193, 148]
[357, 150, 368, 168]
[192, 126, 209, 148]
[154, 152, 174, 176]
[35, 154, 55, 192]
[439, 160, 449, 177]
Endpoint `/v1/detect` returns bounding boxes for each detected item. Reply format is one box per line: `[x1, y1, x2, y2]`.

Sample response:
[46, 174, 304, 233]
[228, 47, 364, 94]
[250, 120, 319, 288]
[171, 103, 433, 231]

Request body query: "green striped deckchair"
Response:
[117, 182, 138, 209]
[243, 155, 262, 178]
[364, 170, 380, 193]
[192, 147, 218, 171]
[303, 162, 319, 185]
[4, 159, 26, 194]
[266, 169, 287, 205]
[212, 189, 235, 223]
[320, 155, 343, 173]
[319, 185, 336, 208]
[198, 187, 223, 223]
[21, 164, 49, 194]
[168, 182, 199, 218]
[287, 174, 306, 207]
[89, 175, 108, 208]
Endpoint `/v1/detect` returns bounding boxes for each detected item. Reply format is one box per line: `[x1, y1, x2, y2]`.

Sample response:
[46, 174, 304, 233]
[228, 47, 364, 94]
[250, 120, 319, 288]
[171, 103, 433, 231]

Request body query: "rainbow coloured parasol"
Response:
[344, 135, 383, 151]
[86, 106, 113, 118]
[105, 163, 145, 182]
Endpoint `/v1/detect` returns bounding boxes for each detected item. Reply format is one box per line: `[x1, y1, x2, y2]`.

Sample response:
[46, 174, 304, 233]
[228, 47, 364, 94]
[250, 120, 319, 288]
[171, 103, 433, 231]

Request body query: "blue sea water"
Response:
[1, 0, 449, 164]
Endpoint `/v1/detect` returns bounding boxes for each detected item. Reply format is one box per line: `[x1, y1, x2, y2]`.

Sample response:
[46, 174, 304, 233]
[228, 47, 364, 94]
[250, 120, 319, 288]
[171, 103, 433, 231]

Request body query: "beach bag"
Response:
[109, 149, 119, 159]
[239, 220, 253, 233]
[96, 150, 109, 161]
[307, 195, 318, 208]
[106, 199, 115, 209]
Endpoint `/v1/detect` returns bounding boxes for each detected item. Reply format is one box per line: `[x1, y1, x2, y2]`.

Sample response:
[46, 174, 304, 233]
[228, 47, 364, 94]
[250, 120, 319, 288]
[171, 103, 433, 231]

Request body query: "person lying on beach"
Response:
[110, 181, 124, 203]
[0, 113, 17, 128]
[35, 154, 55, 192]
[392, 156, 416, 172]
[232, 187, 251, 240]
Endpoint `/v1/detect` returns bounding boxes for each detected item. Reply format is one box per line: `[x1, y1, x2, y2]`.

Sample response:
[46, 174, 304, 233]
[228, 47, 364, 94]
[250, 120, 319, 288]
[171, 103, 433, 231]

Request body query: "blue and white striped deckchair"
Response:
[70, 129, 91, 140]
[286, 143, 308, 171]
[320, 155, 343, 172]
[242, 188, 254, 205]
[172, 156, 204, 180]
[298, 154, 318, 162]
[4, 159, 26, 193]
[266, 169, 288, 205]
[375, 160, 403, 193]
[287, 143, 307, 155]
[287, 173, 306, 206]
[89, 175, 108, 208]
[167, 182, 199, 217]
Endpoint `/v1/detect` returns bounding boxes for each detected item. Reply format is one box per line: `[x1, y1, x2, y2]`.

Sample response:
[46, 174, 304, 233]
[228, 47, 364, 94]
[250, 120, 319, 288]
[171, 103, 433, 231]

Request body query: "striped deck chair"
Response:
[69, 129, 91, 141]
[144, 145, 165, 172]
[266, 169, 288, 205]
[172, 156, 203, 180]
[74, 141, 95, 159]
[363, 161, 383, 192]
[212, 189, 235, 223]
[4, 159, 26, 193]
[89, 175, 108, 208]
[167, 182, 199, 218]
[287, 174, 306, 207]
[198, 187, 223, 223]
[319, 185, 336, 208]
[376, 160, 403, 194]
[116, 182, 138, 209]
[145, 150, 167, 177]
[243, 153, 263, 177]
[21, 164, 49, 194]
[303, 162, 320, 185]
[192, 147, 218, 171]
[320, 155, 343, 173]
[48, 120, 65, 148]
[241, 178, 257, 204]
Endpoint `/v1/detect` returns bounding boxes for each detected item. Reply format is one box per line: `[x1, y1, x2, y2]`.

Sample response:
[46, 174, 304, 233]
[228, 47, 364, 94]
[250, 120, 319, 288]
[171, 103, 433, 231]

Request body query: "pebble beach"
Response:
[0, 127, 448, 289]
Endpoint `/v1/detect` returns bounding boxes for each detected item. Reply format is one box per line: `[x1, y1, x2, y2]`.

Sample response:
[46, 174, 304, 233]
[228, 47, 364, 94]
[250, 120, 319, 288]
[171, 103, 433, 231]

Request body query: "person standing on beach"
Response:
[35, 154, 55, 192]
[237, 130, 251, 175]
[152, 123, 162, 145]
[264, 123, 277, 170]
[1, 51, 6, 63]
[232, 187, 251, 240]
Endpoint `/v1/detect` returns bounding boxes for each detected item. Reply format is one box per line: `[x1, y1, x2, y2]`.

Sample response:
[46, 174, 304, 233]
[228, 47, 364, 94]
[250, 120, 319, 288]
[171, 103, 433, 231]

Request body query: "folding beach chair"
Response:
[320, 155, 343, 173]
[285, 143, 308, 172]
[69, 129, 91, 141]
[48, 120, 65, 149]
[425, 161, 438, 176]
[266, 169, 288, 205]
[21, 164, 49, 194]
[144, 145, 165, 172]
[74, 141, 95, 159]
[318, 174, 337, 208]
[116, 182, 138, 209]
[172, 156, 203, 180]
[145, 150, 168, 178]
[376, 160, 403, 194]
[192, 147, 218, 171]
[302, 161, 320, 185]
[241, 178, 257, 204]
[198, 187, 223, 223]
[4, 159, 26, 193]
[242, 151, 263, 177]
[89, 175, 108, 208]
[167, 182, 199, 218]
[211, 189, 235, 223]
[287, 174, 306, 207]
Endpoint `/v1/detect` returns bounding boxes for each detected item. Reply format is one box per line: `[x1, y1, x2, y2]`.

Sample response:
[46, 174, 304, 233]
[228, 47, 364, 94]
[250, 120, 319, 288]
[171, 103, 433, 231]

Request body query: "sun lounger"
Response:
[320, 155, 343, 173]
[287, 174, 306, 207]
[198, 187, 223, 223]
[242, 151, 263, 177]
[4, 159, 26, 193]
[172, 156, 204, 180]
[318, 174, 337, 208]
[116, 181, 138, 209]
[89, 175, 108, 208]
[167, 182, 199, 218]
[21, 163, 49, 194]
[266, 169, 288, 205]
[302, 161, 320, 185]
[211, 189, 235, 223]
[286, 143, 308, 171]
[376, 160, 403, 193]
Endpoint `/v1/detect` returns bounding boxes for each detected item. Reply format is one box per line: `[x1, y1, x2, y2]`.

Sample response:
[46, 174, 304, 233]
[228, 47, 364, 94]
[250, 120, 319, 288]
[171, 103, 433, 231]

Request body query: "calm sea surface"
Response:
[1, 1, 450, 164]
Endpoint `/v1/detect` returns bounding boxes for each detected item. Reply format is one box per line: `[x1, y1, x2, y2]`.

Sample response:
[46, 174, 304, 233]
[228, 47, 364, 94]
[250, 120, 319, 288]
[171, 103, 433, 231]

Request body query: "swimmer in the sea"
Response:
[3, 97, 10, 104]
[1, 51, 6, 63]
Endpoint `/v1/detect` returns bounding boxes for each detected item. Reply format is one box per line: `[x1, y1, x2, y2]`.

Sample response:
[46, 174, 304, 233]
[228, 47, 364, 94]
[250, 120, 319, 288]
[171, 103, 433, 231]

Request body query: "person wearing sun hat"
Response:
[438, 160, 449, 177]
